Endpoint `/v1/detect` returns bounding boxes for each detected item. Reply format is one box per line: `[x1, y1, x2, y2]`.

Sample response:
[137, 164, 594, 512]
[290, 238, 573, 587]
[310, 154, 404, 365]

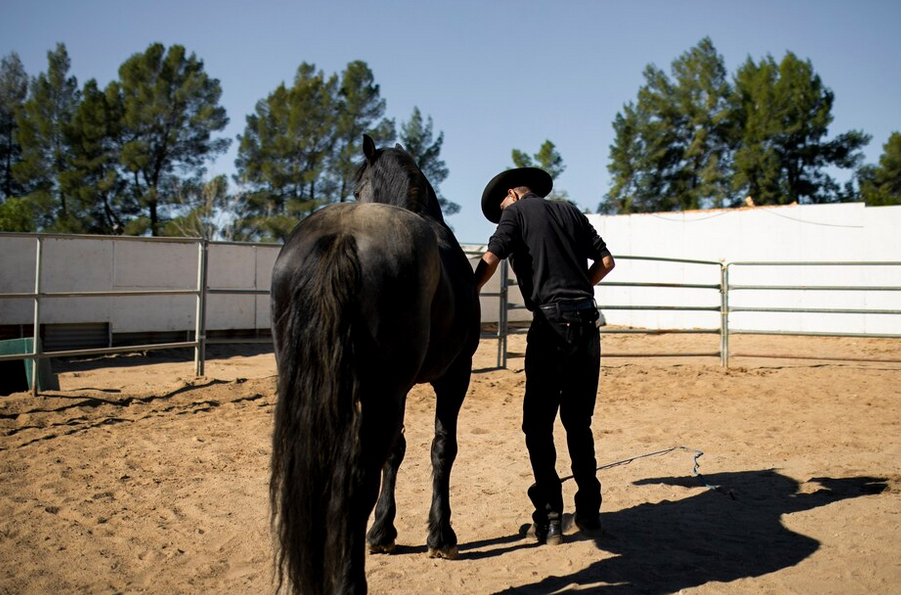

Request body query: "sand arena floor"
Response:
[1, 332, 900, 594]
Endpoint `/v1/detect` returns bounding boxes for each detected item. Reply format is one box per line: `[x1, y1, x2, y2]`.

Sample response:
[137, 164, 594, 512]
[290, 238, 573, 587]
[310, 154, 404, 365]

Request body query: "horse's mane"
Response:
[353, 145, 446, 225]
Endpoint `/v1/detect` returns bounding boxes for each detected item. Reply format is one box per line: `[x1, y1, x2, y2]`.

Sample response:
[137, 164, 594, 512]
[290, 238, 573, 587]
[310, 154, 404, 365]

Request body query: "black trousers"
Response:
[523, 314, 601, 526]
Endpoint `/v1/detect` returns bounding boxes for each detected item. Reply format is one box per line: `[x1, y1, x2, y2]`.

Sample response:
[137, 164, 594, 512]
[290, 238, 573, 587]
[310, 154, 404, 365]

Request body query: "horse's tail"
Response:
[270, 233, 364, 595]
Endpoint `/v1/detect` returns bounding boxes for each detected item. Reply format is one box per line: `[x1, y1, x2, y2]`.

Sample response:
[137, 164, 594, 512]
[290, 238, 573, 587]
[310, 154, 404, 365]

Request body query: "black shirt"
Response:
[487, 193, 611, 311]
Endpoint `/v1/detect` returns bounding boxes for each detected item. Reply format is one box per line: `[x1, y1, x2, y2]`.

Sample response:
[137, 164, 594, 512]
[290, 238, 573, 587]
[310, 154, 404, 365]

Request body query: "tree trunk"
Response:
[150, 200, 159, 236]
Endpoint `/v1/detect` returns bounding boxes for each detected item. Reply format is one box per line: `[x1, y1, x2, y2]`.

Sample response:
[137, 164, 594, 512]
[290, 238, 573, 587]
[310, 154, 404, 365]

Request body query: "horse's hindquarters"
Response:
[271, 202, 441, 594]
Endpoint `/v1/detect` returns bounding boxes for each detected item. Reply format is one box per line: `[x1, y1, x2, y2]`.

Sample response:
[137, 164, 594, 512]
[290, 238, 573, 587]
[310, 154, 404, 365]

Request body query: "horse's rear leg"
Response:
[366, 429, 406, 553]
[333, 466, 381, 595]
[427, 357, 472, 559]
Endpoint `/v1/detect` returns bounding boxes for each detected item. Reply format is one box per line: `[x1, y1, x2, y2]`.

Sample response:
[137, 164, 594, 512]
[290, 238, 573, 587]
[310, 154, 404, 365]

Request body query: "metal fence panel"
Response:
[2, 232, 899, 396]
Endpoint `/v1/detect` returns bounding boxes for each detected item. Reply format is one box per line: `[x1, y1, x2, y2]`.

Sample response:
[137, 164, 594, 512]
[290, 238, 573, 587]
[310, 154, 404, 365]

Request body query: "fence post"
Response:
[194, 239, 209, 377]
[720, 262, 730, 367]
[31, 236, 43, 397]
[498, 259, 509, 369]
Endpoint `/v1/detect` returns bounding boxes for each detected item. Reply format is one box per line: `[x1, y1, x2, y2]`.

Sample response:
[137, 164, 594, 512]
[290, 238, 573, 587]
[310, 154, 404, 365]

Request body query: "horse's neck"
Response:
[394, 184, 445, 226]
[419, 202, 446, 226]
[417, 183, 446, 225]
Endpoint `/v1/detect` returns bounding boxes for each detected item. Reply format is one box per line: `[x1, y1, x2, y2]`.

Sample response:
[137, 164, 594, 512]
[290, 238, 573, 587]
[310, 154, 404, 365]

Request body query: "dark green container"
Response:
[0, 338, 59, 395]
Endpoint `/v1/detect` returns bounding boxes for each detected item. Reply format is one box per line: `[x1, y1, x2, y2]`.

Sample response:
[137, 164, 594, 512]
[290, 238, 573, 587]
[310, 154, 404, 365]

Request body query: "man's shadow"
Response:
[484, 470, 887, 594]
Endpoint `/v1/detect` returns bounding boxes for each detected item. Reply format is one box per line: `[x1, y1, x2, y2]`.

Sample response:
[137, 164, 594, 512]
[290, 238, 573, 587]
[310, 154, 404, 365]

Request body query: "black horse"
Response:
[269, 135, 481, 594]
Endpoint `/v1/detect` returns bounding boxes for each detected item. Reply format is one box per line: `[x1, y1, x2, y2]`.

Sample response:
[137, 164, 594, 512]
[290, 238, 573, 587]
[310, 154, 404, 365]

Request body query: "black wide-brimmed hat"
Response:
[481, 167, 553, 223]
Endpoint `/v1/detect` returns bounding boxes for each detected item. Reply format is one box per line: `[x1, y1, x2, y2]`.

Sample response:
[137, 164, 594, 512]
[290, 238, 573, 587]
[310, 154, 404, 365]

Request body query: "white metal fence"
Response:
[0, 233, 502, 395]
[497, 255, 901, 367]
[1, 232, 899, 396]
[0, 234, 275, 395]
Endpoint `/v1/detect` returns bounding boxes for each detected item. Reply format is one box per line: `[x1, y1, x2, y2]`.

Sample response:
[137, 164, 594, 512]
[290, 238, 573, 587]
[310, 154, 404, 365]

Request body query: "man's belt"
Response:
[538, 298, 597, 320]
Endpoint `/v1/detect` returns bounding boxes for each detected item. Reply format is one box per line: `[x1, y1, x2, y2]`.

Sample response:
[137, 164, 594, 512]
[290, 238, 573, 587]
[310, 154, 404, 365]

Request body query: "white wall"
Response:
[587, 202, 901, 334]
[204, 243, 280, 332]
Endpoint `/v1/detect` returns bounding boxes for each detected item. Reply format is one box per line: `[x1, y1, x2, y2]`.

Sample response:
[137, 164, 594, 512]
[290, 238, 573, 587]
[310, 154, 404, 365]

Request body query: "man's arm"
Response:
[474, 251, 501, 293]
[588, 253, 615, 285]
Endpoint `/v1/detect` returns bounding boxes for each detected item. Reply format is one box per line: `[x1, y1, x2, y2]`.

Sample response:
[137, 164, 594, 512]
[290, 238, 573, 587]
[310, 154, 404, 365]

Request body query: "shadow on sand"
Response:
[476, 470, 886, 594]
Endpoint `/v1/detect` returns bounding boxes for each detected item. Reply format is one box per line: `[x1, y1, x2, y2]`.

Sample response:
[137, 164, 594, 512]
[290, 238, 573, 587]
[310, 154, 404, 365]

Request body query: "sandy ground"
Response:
[1, 332, 900, 594]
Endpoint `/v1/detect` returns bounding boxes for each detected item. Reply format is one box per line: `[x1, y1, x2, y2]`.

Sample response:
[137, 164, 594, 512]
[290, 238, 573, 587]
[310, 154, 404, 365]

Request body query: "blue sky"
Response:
[3, 0, 899, 243]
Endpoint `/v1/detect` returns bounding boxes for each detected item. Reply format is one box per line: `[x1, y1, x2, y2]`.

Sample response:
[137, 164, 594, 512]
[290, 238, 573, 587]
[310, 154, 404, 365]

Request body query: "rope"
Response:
[561, 445, 727, 495]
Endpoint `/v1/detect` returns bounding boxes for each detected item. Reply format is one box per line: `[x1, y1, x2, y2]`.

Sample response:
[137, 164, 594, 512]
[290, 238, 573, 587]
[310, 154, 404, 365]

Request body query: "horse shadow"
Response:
[474, 469, 887, 594]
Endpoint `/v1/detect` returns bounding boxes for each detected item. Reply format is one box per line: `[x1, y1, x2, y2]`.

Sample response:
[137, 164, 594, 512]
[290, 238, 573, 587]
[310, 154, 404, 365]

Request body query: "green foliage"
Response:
[513, 139, 565, 177]
[332, 61, 395, 202]
[399, 107, 458, 215]
[730, 51, 869, 205]
[234, 61, 420, 240]
[5, 42, 230, 236]
[0, 52, 29, 201]
[2, 44, 449, 238]
[603, 38, 870, 214]
[670, 38, 733, 208]
[604, 38, 732, 213]
[13, 43, 82, 229]
[0, 196, 36, 231]
[161, 175, 234, 239]
[603, 104, 651, 213]
[114, 43, 230, 236]
[234, 62, 340, 241]
[60, 78, 132, 233]
[858, 132, 901, 206]
[512, 139, 568, 201]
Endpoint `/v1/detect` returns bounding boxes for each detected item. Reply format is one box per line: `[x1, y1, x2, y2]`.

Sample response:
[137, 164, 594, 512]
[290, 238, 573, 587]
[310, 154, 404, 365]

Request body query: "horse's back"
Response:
[272, 202, 446, 387]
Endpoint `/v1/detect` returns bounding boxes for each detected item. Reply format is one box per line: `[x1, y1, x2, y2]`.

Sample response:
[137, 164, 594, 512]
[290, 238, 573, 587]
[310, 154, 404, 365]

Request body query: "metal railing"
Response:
[0, 233, 281, 395]
[494, 256, 901, 368]
[722, 260, 901, 363]
[495, 255, 725, 367]
[0, 235, 504, 395]
[1, 232, 898, 396]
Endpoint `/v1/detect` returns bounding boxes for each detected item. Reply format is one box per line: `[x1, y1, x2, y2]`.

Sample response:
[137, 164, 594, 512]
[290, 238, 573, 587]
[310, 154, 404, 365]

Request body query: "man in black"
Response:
[474, 167, 615, 545]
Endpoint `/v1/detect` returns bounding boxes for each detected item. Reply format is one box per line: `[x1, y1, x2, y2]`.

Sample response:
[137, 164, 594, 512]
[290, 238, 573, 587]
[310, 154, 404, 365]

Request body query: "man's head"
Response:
[481, 167, 553, 223]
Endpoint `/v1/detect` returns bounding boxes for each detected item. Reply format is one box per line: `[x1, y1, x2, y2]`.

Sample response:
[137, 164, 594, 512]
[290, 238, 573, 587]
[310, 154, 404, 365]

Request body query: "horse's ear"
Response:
[395, 143, 405, 151]
[363, 134, 376, 164]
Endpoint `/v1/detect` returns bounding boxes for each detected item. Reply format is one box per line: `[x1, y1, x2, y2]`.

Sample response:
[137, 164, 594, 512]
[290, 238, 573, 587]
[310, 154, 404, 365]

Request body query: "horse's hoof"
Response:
[427, 545, 459, 560]
[368, 541, 395, 554]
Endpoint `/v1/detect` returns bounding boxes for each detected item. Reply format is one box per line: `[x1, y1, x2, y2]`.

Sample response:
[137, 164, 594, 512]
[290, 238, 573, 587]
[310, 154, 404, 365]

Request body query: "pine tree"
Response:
[14, 43, 82, 230]
[603, 38, 731, 214]
[858, 132, 901, 206]
[399, 107, 457, 215]
[729, 56, 781, 205]
[332, 61, 394, 203]
[602, 104, 652, 213]
[234, 62, 447, 239]
[604, 39, 870, 213]
[61, 78, 132, 233]
[235, 62, 339, 240]
[670, 38, 732, 208]
[730, 52, 869, 204]
[0, 52, 29, 202]
[114, 43, 230, 236]
[512, 139, 569, 202]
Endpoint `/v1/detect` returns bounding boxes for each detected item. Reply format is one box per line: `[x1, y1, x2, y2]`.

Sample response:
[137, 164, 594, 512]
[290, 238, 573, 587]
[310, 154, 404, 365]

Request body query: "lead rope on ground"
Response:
[563, 446, 730, 497]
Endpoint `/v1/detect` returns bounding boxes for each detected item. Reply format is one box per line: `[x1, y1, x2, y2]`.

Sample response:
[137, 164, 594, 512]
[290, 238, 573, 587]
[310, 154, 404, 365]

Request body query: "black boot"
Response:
[545, 517, 563, 545]
[575, 513, 603, 535]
